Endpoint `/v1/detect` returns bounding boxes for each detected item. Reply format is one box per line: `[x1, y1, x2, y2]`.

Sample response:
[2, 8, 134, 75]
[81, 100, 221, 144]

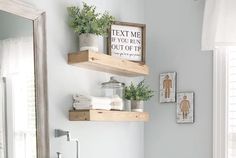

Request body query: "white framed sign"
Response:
[176, 92, 195, 124]
[160, 72, 177, 103]
[108, 21, 146, 64]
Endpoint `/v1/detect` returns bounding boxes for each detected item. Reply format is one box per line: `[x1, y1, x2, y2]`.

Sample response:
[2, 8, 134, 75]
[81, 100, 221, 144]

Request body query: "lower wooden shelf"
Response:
[69, 110, 149, 122]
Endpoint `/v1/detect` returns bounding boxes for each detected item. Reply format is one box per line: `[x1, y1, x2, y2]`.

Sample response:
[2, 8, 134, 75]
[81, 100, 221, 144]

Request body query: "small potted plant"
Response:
[67, 3, 115, 52]
[125, 80, 154, 112]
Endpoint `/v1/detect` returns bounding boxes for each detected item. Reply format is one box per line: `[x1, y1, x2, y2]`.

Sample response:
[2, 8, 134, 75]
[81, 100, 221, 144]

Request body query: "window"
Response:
[0, 37, 36, 158]
[214, 47, 236, 158]
[227, 48, 236, 158]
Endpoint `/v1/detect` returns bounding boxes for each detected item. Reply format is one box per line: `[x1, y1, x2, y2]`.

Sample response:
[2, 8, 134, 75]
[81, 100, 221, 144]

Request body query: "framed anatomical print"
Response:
[160, 72, 176, 103]
[176, 92, 194, 124]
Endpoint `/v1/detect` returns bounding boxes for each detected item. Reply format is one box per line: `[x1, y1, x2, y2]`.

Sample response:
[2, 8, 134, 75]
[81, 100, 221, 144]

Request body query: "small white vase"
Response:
[131, 100, 144, 112]
[79, 33, 99, 52]
[125, 100, 131, 112]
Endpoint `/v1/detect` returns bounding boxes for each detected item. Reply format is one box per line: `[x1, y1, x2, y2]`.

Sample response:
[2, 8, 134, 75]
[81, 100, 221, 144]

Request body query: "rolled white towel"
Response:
[73, 95, 112, 105]
[73, 104, 111, 110]
[74, 102, 111, 107]
[73, 95, 91, 102]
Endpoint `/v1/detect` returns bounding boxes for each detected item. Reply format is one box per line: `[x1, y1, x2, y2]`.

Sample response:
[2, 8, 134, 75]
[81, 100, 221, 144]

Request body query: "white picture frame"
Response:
[159, 72, 176, 103]
[108, 21, 146, 64]
[176, 92, 195, 124]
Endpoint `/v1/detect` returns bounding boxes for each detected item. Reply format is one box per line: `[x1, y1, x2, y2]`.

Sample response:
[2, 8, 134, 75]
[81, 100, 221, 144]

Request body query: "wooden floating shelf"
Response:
[68, 50, 149, 77]
[69, 110, 149, 122]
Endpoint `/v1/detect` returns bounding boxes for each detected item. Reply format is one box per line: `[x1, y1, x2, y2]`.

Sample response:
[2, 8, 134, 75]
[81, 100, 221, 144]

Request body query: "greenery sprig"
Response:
[67, 2, 115, 36]
[125, 80, 154, 101]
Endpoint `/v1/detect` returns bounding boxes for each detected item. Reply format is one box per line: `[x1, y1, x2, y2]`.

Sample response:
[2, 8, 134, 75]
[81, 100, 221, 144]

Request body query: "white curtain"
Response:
[0, 37, 36, 158]
[0, 79, 5, 158]
[203, 1, 236, 158]
[202, 0, 236, 50]
[0, 37, 34, 76]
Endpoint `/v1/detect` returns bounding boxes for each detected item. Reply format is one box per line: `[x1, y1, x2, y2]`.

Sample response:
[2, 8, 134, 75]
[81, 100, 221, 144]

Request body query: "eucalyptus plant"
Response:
[124, 80, 154, 101]
[67, 2, 115, 36]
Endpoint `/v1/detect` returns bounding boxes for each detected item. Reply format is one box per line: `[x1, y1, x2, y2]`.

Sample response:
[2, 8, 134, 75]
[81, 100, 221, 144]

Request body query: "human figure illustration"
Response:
[163, 75, 172, 98]
[180, 96, 190, 119]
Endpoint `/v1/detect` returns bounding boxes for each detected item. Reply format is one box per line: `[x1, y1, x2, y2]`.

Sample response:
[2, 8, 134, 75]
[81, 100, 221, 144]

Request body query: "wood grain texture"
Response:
[68, 50, 149, 76]
[0, 1, 50, 158]
[33, 13, 50, 158]
[69, 110, 149, 122]
[0, 0, 43, 20]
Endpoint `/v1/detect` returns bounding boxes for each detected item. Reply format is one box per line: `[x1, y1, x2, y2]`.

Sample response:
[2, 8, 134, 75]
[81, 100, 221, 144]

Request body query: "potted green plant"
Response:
[67, 3, 115, 52]
[125, 80, 154, 112]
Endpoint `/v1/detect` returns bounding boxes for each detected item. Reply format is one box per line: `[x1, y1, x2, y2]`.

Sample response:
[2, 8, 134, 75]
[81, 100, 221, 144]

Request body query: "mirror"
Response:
[0, 10, 36, 158]
[0, 1, 49, 158]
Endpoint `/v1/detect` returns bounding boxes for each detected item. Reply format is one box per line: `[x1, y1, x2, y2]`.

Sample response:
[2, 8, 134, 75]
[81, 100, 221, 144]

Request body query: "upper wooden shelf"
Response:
[68, 50, 149, 77]
[69, 110, 149, 122]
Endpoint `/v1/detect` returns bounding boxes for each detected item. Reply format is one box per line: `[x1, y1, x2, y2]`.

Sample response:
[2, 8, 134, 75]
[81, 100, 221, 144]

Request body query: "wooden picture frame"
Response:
[159, 72, 177, 103]
[176, 92, 195, 124]
[108, 21, 146, 64]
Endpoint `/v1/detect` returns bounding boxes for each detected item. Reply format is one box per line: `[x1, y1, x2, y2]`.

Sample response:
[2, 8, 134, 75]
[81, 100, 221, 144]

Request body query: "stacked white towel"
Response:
[73, 95, 112, 110]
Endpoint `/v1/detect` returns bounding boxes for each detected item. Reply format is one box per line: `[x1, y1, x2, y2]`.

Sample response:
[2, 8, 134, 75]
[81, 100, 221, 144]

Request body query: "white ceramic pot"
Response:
[79, 33, 99, 52]
[125, 100, 131, 111]
[131, 100, 144, 112]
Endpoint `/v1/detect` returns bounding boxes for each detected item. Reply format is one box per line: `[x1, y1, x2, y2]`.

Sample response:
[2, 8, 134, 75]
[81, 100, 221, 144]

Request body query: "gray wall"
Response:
[144, 0, 213, 158]
[21, 0, 146, 158]
[0, 11, 32, 40]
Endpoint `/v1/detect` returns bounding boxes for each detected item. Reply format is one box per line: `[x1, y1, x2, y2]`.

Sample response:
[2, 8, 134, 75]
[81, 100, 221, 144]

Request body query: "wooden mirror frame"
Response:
[0, 0, 49, 158]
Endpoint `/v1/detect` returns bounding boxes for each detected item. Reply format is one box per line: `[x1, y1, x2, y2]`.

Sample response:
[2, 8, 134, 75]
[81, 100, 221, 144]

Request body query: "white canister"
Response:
[101, 77, 125, 111]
